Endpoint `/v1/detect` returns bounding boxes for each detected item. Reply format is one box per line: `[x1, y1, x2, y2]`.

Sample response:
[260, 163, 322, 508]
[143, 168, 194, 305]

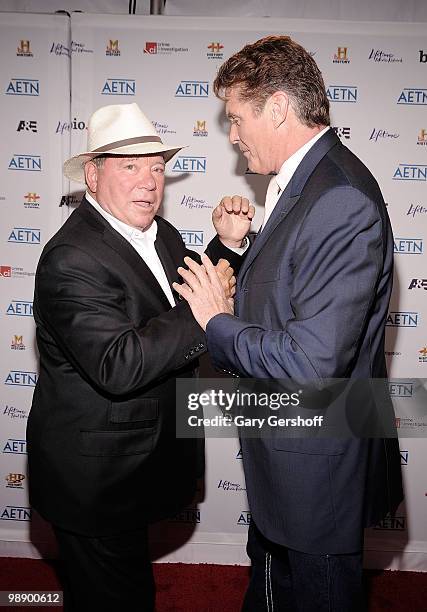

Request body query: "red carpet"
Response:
[0, 558, 426, 611]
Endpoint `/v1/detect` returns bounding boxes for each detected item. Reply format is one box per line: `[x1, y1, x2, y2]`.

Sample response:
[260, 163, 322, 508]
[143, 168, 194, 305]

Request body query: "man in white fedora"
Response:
[27, 102, 254, 611]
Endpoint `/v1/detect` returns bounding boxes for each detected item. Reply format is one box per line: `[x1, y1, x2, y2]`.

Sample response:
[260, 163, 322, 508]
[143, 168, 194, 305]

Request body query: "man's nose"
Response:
[229, 123, 239, 145]
[136, 169, 156, 190]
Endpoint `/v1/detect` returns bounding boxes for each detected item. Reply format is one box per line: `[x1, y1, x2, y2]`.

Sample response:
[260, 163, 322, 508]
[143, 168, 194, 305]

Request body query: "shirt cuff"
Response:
[224, 236, 250, 255]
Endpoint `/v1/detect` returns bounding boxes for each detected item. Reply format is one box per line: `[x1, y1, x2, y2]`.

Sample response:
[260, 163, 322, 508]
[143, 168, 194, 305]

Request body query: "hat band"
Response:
[93, 135, 163, 153]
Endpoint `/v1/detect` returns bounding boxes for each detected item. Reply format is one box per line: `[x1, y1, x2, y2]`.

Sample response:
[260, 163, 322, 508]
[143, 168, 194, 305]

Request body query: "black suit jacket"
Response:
[27, 198, 241, 536]
[207, 130, 403, 553]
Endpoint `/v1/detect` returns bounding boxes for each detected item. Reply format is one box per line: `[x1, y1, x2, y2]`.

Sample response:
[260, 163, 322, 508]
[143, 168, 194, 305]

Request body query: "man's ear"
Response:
[269, 91, 289, 128]
[85, 160, 98, 193]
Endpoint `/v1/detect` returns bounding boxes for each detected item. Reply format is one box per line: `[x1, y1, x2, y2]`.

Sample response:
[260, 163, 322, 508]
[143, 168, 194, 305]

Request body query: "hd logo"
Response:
[6, 474, 25, 488]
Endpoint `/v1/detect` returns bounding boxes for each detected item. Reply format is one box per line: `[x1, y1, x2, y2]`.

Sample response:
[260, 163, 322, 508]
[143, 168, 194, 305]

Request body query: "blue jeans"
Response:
[242, 523, 365, 612]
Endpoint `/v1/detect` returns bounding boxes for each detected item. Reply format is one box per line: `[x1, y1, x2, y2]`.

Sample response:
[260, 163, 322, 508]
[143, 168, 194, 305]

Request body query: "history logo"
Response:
[333, 47, 350, 64]
[17, 40, 33, 57]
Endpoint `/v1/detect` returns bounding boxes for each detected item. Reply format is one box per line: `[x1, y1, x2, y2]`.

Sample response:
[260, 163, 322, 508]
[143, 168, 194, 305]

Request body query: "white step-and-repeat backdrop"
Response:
[1, 12, 426, 570]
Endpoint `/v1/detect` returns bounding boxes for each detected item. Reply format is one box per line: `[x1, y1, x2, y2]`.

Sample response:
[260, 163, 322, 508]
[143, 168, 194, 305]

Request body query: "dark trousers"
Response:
[53, 525, 154, 612]
[242, 523, 365, 612]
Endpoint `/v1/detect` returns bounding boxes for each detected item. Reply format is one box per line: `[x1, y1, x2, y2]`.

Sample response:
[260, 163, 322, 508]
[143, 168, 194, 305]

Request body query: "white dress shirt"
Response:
[85, 191, 176, 307]
[261, 126, 330, 230]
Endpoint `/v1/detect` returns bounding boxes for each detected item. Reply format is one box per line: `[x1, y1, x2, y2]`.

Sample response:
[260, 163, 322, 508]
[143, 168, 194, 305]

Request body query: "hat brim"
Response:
[63, 141, 186, 183]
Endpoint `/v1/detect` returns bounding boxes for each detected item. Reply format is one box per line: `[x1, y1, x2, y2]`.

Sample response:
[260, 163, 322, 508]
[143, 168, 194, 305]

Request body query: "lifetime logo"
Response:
[4, 371, 37, 387]
[397, 89, 427, 105]
[5, 78, 39, 96]
[101, 79, 135, 95]
[8, 227, 41, 244]
[393, 238, 423, 254]
[172, 156, 206, 173]
[175, 81, 209, 97]
[326, 85, 357, 103]
[6, 301, 33, 316]
[393, 164, 427, 181]
[0, 506, 31, 522]
[179, 230, 204, 247]
[388, 381, 413, 397]
[3, 405, 28, 419]
[8, 155, 41, 171]
[50, 42, 70, 56]
[3, 439, 27, 454]
[386, 311, 418, 327]
[237, 511, 251, 526]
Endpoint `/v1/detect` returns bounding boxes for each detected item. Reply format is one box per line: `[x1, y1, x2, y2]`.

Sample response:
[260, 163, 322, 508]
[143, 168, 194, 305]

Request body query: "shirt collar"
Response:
[275, 126, 330, 194]
[85, 191, 158, 243]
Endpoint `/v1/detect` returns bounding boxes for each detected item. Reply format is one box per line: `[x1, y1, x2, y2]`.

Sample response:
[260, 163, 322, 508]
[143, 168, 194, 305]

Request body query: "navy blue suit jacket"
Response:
[207, 129, 403, 554]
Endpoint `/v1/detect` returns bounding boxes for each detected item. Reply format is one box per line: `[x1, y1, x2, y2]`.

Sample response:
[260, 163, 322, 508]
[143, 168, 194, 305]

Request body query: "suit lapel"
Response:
[238, 129, 341, 288]
[76, 199, 172, 310]
[237, 189, 300, 286]
[154, 223, 179, 305]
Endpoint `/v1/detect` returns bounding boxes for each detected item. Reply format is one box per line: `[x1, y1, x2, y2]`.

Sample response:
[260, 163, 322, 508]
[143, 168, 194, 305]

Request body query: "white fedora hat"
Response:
[63, 103, 186, 183]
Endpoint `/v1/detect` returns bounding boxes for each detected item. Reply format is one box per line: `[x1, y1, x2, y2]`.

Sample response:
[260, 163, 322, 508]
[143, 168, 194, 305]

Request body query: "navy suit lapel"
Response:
[238, 129, 341, 289]
[77, 199, 172, 310]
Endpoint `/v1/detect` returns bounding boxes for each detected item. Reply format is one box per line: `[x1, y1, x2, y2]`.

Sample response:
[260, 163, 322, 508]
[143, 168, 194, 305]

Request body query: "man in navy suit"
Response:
[174, 36, 403, 611]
